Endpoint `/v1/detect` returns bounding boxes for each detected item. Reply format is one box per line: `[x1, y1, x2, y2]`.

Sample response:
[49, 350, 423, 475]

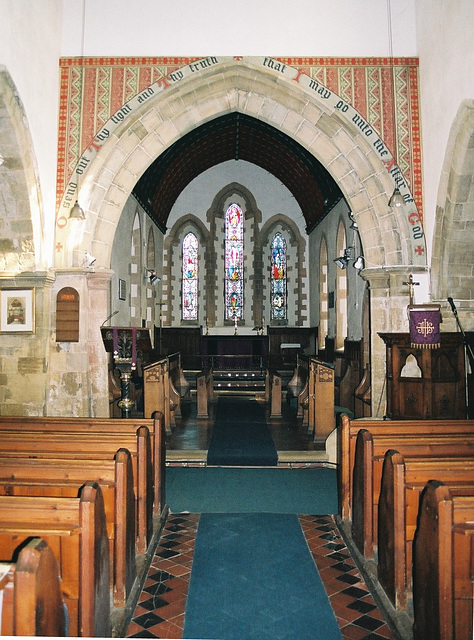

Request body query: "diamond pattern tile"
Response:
[126, 513, 394, 639]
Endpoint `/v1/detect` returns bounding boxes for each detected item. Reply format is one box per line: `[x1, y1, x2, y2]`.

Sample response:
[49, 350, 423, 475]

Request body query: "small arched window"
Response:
[270, 232, 287, 320]
[319, 239, 328, 350]
[182, 232, 199, 321]
[224, 202, 244, 320]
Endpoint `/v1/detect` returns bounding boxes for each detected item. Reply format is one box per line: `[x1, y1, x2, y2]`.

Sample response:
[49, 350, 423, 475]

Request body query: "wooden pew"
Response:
[0, 482, 110, 637]
[354, 365, 371, 417]
[339, 414, 474, 521]
[196, 368, 214, 418]
[377, 450, 474, 610]
[0, 427, 153, 555]
[143, 357, 175, 433]
[286, 353, 309, 418]
[265, 369, 282, 418]
[0, 414, 166, 517]
[168, 351, 190, 411]
[412, 480, 474, 640]
[307, 358, 335, 444]
[0, 537, 67, 637]
[351, 427, 474, 559]
[0, 449, 136, 607]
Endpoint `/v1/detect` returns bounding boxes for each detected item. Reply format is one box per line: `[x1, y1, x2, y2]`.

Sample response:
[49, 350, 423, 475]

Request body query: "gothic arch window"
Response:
[336, 221, 348, 350]
[319, 238, 328, 350]
[224, 202, 244, 320]
[270, 232, 287, 320]
[182, 232, 199, 321]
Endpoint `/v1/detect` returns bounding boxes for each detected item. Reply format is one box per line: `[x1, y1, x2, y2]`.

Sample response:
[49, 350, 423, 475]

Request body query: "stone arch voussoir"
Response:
[71, 60, 416, 272]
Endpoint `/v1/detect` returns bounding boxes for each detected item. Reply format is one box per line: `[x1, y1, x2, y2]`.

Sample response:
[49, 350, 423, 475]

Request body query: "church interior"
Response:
[0, 0, 473, 638]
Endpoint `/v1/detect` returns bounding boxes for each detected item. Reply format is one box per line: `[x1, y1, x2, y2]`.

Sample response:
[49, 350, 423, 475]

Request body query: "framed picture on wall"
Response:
[118, 279, 126, 301]
[0, 288, 35, 333]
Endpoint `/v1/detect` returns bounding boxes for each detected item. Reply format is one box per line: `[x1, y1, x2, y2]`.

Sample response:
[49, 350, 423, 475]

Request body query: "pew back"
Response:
[339, 415, 474, 520]
[351, 427, 474, 558]
[377, 450, 474, 610]
[0, 449, 136, 607]
[413, 481, 474, 640]
[0, 482, 110, 637]
[0, 427, 153, 554]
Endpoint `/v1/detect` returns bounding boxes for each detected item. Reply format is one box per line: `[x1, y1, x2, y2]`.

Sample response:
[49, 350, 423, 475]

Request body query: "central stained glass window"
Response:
[182, 232, 198, 321]
[224, 202, 244, 320]
[271, 232, 287, 320]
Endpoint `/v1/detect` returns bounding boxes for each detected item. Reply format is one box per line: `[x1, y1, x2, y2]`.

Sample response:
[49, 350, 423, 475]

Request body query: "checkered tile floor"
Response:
[126, 514, 394, 639]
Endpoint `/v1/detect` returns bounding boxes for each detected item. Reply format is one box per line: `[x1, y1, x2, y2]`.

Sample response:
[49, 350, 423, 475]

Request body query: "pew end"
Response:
[0, 537, 67, 637]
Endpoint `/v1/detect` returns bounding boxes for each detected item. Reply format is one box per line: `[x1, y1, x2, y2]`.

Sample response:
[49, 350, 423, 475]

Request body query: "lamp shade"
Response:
[69, 201, 85, 219]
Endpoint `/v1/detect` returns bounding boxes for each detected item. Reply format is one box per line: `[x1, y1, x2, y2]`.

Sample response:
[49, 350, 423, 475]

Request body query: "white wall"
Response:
[61, 0, 416, 58]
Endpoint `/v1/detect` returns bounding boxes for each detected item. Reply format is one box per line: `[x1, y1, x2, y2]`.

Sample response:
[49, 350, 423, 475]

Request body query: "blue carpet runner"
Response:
[167, 466, 339, 514]
[207, 397, 278, 466]
[183, 513, 343, 640]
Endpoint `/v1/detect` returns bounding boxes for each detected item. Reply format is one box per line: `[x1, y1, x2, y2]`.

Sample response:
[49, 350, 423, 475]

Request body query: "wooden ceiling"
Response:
[132, 112, 344, 233]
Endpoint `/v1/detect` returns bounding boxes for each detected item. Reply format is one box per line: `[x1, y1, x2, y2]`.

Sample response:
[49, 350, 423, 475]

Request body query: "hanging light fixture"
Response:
[387, 0, 405, 210]
[69, 201, 85, 219]
[334, 247, 354, 269]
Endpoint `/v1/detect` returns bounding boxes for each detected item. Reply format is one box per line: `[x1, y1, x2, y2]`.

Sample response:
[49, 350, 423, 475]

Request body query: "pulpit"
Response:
[101, 327, 152, 417]
[379, 332, 467, 419]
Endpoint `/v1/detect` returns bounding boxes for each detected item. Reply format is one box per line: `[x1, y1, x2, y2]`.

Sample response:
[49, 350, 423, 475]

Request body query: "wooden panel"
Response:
[379, 332, 467, 419]
[56, 287, 79, 342]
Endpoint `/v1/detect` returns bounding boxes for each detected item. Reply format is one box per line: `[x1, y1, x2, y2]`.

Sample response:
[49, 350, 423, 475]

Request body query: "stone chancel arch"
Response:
[54, 56, 426, 416]
[55, 56, 424, 272]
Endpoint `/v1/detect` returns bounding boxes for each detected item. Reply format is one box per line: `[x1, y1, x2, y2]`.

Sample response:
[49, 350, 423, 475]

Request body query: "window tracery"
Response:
[224, 202, 244, 320]
[182, 232, 198, 321]
[270, 232, 287, 320]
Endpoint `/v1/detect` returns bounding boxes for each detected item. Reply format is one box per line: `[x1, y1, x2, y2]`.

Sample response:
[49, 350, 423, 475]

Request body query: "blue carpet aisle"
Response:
[183, 512, 342, 640]
[126, 465, 394, 639]
[207, 397, 278, 466]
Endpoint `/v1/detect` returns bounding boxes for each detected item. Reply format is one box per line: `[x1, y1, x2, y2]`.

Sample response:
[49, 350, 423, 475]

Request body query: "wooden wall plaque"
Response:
[56, 287, 79, 342]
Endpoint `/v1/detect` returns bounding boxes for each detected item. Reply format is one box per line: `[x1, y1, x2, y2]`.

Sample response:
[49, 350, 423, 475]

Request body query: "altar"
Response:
[201, 335, 269, 370]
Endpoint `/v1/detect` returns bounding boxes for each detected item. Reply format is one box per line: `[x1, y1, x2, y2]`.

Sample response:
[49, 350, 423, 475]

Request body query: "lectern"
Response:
[101, 327, 152, 417]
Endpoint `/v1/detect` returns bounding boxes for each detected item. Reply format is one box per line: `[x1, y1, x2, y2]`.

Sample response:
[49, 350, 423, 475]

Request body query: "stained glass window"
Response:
[225, 202, 244, 320]
[270, 233, 287, 320]
[182, 232, 198, 321]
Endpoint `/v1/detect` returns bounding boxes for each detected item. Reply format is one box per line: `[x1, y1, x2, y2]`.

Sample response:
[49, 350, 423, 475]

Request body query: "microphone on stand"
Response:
[447, 297, 457, 315]
[101, 310, 119, 327]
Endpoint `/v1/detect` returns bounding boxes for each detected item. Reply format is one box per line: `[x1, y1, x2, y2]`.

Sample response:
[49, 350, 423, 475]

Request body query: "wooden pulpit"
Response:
[101, 326, 152, 417]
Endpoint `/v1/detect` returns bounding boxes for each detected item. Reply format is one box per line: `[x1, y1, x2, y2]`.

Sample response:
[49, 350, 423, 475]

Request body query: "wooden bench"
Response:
[0, 414, 166, 517]
[286, 353, 309, 418]
[339, 415, 474, 521]
[144, 356, 187, 432]
[265, 369, 282, 418]
[0, 537, 67, 636]
[351, 426, 474, 559]
[412, 480, 474, 640]
[0, 482, 110, 637]
[196, 368, 214, 418]
[0, 427, 154, 555]
[377, 450, 474, 610]
[0, 449, 136, 607]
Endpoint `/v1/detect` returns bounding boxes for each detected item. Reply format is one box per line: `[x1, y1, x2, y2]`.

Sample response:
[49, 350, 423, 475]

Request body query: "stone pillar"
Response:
[48, 269, 113, 417]
[86, 270, 114, 417]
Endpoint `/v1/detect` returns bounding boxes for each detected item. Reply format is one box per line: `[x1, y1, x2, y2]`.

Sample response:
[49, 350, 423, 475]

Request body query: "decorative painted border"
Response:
[55, 56, 423, 262]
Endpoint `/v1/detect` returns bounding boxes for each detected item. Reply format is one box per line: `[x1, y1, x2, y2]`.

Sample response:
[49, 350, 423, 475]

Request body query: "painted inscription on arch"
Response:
[56, 56, 424, 265]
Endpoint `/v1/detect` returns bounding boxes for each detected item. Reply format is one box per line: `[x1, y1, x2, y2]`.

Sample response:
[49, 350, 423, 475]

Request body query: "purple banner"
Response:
[409, 305, 441, 348]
